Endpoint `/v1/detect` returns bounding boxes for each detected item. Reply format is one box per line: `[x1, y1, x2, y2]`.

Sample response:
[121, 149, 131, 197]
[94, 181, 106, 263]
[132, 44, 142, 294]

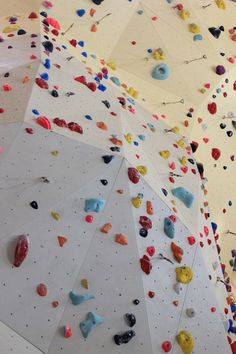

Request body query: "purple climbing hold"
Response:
[215, 65, 226, 75]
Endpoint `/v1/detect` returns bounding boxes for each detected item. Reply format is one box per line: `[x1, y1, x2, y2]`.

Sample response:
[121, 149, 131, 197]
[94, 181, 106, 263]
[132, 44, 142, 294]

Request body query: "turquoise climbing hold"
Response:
[152, 64, 170, 80]
[110, 77, 121, 86]
[85, 198, 105, 213]
[164, 217, 175, 239]
[193, 34, 203, 41]
[172, 187, 194, 208]
[138, 134, 145, 141]
[80, 312, 104, 338]
[69, 291, 95, 305]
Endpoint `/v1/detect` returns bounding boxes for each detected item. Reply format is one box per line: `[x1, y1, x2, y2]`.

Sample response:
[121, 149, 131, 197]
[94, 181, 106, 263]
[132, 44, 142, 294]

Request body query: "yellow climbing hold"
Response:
[3, 25, 20, 33]
[189, 23, 201, 34]
[159, 150, 170, 160]
[107, 62, 116, 70]
[179, 10, 190, 20]
[177, 139, 187, 149]
[81, 279, 89, 289]
[177, 330, 195, 354]
[153, 48, 166, 61]
[124, 133, 134, 144]
[176, 267, 193, 284]
[128, 87, 139, 99]
[132, 194, 143, 208]
[180, 156, 187, 166]
[51, 150, 59, 156]
[171, 126, 180, 134]
[216, 0, 226, 9]
[136, 165, 148, 176]
[171, 199, 176, 205]
[51, 211, 61, 221]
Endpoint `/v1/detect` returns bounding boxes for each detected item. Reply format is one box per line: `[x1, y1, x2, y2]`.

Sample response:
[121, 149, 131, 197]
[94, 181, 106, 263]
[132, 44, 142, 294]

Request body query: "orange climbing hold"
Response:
[146, 201, 154, 215]
[171, 242, 183, 263]
[115, 233, 128, 245]
[100, 223, 112, 234]
[97, 121, 108, 130]
[91, 24, 97, 32]
[57, 236, 68, 247]
[110, 137, 123, 146]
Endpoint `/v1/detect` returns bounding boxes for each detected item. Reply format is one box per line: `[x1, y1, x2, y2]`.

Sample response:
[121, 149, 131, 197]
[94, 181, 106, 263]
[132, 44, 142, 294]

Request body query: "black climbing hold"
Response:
[31, 44, 36, 48]
[220, 52, 225, 56]
[100, 179, 108, 186]
[114, 330, 135, 345]
[92, 0, 104, 5]
[212, 95, 216, 98]
[208, 27, 221, 39]
[51, 90, 59, 97]
[102, 100, 110, 109]
[190, 142, 198, 153]
[188, 158, 195, 165]
[31, 34, 38, 38]
[139, 228, 148, 237]
[40, 11, 48, 17]
[133, 299, 140, 305]
[225, 78, 229, 83]
[223, 166, 227, 170]
[44, 35, 49, 40]
[161, 188, 168, 196]
[110, 146, 120, 152]
[42, 19, 49, 26]
[4, 73, 9, 77]
[17, 29, 26, 35]
[42, 41, 53, 53]
[124, 313, 136, 327]
[186, 112, 192, 118]
[196, 162, 204, 178]
[30, 201, 38, 209]
[8, 46, 13, 49]
[220, 123, 226, 129]
[227, 131, 233, 137]
[102, 155, 114, 164]
[219, 26, 224, 32]
[232, 121, 236, 130]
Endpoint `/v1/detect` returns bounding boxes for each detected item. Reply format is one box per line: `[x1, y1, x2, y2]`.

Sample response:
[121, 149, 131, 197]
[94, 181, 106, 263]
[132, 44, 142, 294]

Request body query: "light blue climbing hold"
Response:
[137, 10, 144, 15]
[91, 54, 97, 59]
[85, 199, 105, 213]
[69, 291, 95, 305]
[32, 109, 40, 115]
[43, 59, 51, 69]
[138, 134, 145, 141]
[98, 84, 107, 92]
[85, 115, 92, 120]
[152, 63, 170, 80]
[81, 51, 87, 58]
[110, 76, 121, 86]
[111, 134, 117, 138]
[216, 88, 221, 93]
[147, 123, 154, 129]
[78, 40, 84, 47]
[172, 187, 194, 208]
[127, 97, 135, 105]
[193, 34, 203, 41]
[79, 312, 104, 338]
[40, 72, 49, 81]
[76, 9, 86, 17]
[164, 217, 175, 239]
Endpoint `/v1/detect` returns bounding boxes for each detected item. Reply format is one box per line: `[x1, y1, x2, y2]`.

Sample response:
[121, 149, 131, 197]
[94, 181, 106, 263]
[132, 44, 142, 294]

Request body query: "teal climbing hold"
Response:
[172, 187, 194, 208]
[80, 312, 104, 338]
[138, 134, 145, 141]
[164, 217, 175, 239]
[152, 64, 170, 80]
[85, 198, 105, 213]
[193, 34, 203, 41]
[110, 77, 121, 86]
[69, 291, 95, 305]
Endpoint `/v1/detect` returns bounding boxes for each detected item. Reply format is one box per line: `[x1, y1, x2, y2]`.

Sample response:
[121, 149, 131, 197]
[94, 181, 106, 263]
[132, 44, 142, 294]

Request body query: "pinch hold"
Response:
[80, 312, 104, 338]
[69, 291, 95, 305]
[13, 234, 29, 267]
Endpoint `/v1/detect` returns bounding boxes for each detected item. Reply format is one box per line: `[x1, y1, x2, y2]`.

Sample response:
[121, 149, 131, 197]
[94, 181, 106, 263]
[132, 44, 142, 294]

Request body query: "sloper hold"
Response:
[171, 187, 194, 208]
[176, 267, 193, 284]
[69, 291, 95, 305]
[128, 167, 140, 184]
[79, 312, 104, 338]
[84, 198, 105, 213]
[164, 217, 175, 239]
[177, 330, 195, 354]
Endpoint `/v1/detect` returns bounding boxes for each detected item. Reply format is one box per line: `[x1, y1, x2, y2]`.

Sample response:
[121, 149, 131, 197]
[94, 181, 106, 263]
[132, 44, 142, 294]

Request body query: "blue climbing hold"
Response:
[164, 217, 175, 239]
[32, 109, 40, 115]
[138, 134, 145, 141]
[81, 51, 87, 58]
[147, 48, 153, 53]
[211, 222, 218, 234]
[85, 115, 92, 120]
[42, 41, 53, 52]
[134, 141, 139, 146]
[229, 201, 232, 206]
[103, 74, 108, 80]
[76, 9, 86, 17]
[40, 72, 49, 81]
[152, 63, 170, 80]
[79, 312, 104, 338]
[98, 84, 107, 92]
[43, 59, 51, 69]
[78, 40, 84, 47]
[127, 97, 135, 105]
[110, 76, 121, 86]
[62, 45, 67, 49]
[85, 199, 105, 213]
[172, 187, 194, 208]
[94, 77, 100, 82]
[162, 188, 168, 196]
[193, 34, 203, 41]
[69, 291, 95, 305]
[91, 54, 97, 59]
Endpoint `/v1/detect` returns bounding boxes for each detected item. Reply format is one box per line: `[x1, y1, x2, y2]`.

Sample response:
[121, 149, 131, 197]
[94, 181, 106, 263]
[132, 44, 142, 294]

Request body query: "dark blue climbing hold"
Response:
[62, 45, 67, 49]
[98, 84, 107, 92]
[30, 201, 38, 209]
[40, 72, 49, 81]
[94, 77, 100, 82]
[139, 228, 148, 237]
[76, 9, 86, 17]
[102, 155, 114, 164]
[110, 146, 120, 152]
[133, 141, 139, 146]
[42, 41, 53, 52]
[124, 313, 136, 327]
[114, 330, 135, 345]
[81, 51, 87, 57]
[78, 41, 84, 47]
[32, 109, 40, 115]
[229, 201, 232, 206]
[103, 74, 108, 80]
[164, 217, 175, 239]
[85, 115, 92, 120]
[211, 222, 218, 234]
[147, 48, 153, 53]
[44, 59, 51, 69]
[172, 187, 195, 208]
[161, 188, 168, 196]
[92, 0, 104, 4]
[100, 179, 108, 186]
[40, 11, 48, 17]
[51, 90, 59, 97]
[18, 29, 26, 35]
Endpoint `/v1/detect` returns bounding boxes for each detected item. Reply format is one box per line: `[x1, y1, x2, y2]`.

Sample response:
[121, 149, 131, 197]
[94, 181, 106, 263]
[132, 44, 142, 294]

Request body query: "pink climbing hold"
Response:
[35, 78, 49, 89]
[3, 84, 12, 91]
[36, 116, 51, 130]
[64, 325, 73, 338]
[37, 283, 48, 297]
[128, 167, 140, 184]
[13, 234, 29, 267]
[43, 0, 53, 9]
[146, 246, 156, 257]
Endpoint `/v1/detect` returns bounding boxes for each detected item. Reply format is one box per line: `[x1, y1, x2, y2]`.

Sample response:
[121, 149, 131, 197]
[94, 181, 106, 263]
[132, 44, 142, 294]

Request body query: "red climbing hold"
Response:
[14, 234, 29, 267]
[85, 215, 94, 223]
[87, 82, 97, 92]
[146, 246, 156, 257]
[53, 117, 68, 128]
[35, 78, 49, 89]
[139, 216, 152, 230]
[211, 148, 221, 161]
[69, 39, 77, 47]
[140, 255, 152, 275]
[68, 122, 83, 134]
[128, 167, 140, 184]
[25, 127, 34, 134]
[74, 76, 87, 85]
[37, 283, 48, 297]
[187, 236, 196, 245]
[148, 291, 155, 298]
[28, 12, 38, 19]
[207, 102, 217, 115]
[162, 341, 173, 353]
[36, 116, 51, 130]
